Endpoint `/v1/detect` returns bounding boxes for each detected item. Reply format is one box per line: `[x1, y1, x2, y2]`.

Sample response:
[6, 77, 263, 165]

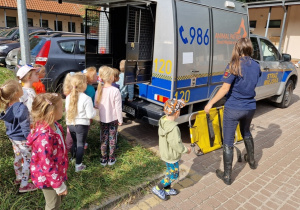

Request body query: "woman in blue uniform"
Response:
[204, 38, 261, 185]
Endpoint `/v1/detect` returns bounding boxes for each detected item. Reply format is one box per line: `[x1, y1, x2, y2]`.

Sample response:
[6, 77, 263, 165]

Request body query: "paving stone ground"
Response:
[116, 69, 300, 210]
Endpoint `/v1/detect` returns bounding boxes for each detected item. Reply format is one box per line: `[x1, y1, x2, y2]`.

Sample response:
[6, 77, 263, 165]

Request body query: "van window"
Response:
[78, 40, 85, 54]
[250, 37, 260, 60]
[260, 39, 280, 61]
[59, 41, 75, 54]
[30, 37, 46, 56]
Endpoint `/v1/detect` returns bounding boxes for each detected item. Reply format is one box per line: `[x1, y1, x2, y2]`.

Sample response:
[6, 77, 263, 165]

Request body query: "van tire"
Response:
[276, 80, 294, 108]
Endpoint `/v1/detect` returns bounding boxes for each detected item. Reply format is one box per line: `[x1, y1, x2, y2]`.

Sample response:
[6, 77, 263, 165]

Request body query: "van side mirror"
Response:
[282, 53, 291, 62]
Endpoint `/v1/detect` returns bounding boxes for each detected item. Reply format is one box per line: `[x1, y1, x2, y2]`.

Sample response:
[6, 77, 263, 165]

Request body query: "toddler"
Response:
[112, 68, 120, 89]
[27, 93, 68, 209]
[83, 67, 98, 104]
[32, 64, 46, 94]
[116, 60, 134, 105]
[95, 66, 122, 166]
[65, 73, 96, 172]
[152, 99, 191, 201]
[17, 64, 39, 112]
[0, 80, 37, 192]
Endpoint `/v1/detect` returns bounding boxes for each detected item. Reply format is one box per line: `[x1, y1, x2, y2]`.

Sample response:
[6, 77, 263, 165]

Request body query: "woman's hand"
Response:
[58, 189, 68, 196]
[187, 147, 192, 154]
[204, 103, 213, 114]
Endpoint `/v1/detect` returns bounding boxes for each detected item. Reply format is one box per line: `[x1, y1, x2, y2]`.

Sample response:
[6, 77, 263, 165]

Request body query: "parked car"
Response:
[18, 32, 85, 92]
[0, 27, 52, 42]
[0, 30, 55, 67]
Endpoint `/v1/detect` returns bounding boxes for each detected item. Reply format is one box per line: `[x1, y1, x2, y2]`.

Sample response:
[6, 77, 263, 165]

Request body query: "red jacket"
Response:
[32, 80, 46, 94]
[27, 122, 68, 189]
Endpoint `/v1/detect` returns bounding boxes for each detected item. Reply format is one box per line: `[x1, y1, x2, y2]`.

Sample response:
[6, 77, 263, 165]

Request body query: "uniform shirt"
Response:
[222, 56, 261, 110]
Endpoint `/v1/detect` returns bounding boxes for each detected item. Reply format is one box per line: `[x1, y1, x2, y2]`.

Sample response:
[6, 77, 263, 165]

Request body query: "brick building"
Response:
[0, 0, 85, 33]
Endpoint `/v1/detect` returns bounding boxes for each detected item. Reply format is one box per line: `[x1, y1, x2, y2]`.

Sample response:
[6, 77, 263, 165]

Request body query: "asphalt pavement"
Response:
[117, 69, 300, 210]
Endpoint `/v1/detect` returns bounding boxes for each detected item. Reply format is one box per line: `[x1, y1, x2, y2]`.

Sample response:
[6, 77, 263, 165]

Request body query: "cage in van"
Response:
[84, 0, 297, 126]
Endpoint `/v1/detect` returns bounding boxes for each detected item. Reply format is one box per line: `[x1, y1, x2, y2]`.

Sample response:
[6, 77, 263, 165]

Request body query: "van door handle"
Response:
[264, 67, 269, 71]
[79, 62, 85, 65]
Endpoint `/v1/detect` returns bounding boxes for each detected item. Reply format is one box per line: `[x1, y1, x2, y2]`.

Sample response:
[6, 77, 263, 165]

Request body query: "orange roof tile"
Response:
[0, 0, 85, 16]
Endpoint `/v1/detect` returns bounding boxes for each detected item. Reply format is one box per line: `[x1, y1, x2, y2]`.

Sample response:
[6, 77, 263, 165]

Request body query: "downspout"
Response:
[40, 13, 42, 27]
[56, 14, 58, 31]
[4, 9, 6, 27]
[265, 7, 272, 37]
[278, 0, 287, 53]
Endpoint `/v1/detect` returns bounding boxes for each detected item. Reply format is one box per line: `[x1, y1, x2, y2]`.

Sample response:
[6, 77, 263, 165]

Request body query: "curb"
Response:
[88, 172, 165, 210]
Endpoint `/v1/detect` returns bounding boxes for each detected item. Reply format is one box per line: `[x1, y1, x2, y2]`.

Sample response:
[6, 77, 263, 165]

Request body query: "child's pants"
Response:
[42, 187, 65, 210]
[68, 125, 89, 165]
[10, 139, 31, 188]
[159, 161, 179, 188]
[100, 120, 118, 160]
[65, 127, 73, 152]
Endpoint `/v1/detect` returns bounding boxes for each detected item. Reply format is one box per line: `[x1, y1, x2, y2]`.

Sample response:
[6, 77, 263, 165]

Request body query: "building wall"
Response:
[249, 5, 300, 59]
[283, 5, 300, 59]
[0, 9, 83, 33]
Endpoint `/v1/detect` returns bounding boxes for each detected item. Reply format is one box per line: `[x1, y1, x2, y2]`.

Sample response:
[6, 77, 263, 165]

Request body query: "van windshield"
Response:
[30, 37, 46, 56]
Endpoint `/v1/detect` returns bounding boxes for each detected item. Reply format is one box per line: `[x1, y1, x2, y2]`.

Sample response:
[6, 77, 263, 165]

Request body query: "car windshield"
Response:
[30, 37, 46, 56]
[0, 29, 11, 37]
[2, 28, 17, 38]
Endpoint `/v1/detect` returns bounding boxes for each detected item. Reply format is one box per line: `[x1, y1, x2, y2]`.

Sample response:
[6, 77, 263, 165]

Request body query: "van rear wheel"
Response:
[276, 80, 294, 108]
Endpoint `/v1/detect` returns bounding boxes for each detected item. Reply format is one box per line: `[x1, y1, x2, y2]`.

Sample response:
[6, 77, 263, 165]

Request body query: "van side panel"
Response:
[210, 8, 249, 96]
[175, 1, 210, 89]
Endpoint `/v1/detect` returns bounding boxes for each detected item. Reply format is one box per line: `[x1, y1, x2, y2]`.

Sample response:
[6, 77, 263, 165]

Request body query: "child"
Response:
[112, 68, 120, 89]
[0, 80, 37, 193]
[95, 66, 122, 166]
[65, 73, 96, 172]
[83, 67, 98, 104]
[32, 64, 46, 94]
[152, 99, 191, 201]
[116, 60, 134, 106]
[27, 93, 68, 209]
[17, 64, 39, 112]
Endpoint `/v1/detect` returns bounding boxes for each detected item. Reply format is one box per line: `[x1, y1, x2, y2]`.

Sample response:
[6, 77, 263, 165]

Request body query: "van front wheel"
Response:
[277, 80, 294, 108]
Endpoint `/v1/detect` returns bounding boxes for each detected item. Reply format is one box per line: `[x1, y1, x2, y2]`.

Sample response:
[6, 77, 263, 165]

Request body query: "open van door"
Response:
[124, 5, 155, 84]
[85, 9, 113, 69]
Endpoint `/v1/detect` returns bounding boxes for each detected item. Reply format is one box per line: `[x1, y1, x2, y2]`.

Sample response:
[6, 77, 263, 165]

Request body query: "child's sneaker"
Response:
[100, 158, 108, 166]
[165, 188, 179, 196]
[75, 164, 86, 172]
[152, 186, 168, 201]
[19, 183, 37, 193]
[108, 158, 116, 166]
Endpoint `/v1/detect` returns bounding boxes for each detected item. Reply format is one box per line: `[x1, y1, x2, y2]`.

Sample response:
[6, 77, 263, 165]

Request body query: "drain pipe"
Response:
[265, 7, 272, 38]
[278, 0, 287, 53]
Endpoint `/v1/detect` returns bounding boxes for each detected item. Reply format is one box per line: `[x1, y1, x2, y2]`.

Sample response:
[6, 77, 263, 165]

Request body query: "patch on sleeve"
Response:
[223, 70, 231, 79]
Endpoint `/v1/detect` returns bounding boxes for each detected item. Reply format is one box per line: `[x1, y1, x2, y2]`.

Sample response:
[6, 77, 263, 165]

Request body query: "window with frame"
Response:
[78, 40, 85, 54]
[81, 23, 85, 33]
[266, 20, 281, 28]
[28, 18, 33, 27]
[54, 21, 62, 31]
[250, 37, 260, 60]
[40, 20, 49, 28]
[59, 41, 75, 54]
[260, 39, 280, 61]
[68, 22, 75, 32]
[250, 20, 256, 28]
[6, 16, 17, 27]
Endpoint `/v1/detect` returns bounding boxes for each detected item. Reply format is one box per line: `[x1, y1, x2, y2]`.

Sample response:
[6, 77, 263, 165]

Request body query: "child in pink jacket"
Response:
[27, 93, 68, 209]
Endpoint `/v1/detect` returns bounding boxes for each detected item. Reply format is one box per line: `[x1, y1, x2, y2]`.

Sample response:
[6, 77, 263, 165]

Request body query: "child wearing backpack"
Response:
[0, 80, 37, 193]
[152, 99, 191, 201]
[95, 66, 122, 166]
[27, 93, 68, 209]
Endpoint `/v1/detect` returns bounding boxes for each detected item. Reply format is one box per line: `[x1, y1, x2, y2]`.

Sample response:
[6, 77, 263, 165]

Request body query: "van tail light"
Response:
[154, 94, 169, 103]
[35, 40, 51, 65]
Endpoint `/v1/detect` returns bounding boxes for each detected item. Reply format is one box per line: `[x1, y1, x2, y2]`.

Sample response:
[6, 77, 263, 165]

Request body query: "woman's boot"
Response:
[244, 136, 257, 169]
[216, 144, 233, 185]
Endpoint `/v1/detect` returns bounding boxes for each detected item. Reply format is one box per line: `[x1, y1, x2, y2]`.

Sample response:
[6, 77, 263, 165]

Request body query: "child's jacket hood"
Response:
[158, 116, 178, 137]
[0, 102, 30, 140]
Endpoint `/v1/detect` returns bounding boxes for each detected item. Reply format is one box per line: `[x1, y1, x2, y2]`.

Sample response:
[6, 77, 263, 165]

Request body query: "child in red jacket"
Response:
[27, 93, 68, 209]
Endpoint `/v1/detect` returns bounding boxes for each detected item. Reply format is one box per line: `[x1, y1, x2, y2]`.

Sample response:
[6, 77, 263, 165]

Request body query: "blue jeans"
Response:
[223, 107, 255, 147]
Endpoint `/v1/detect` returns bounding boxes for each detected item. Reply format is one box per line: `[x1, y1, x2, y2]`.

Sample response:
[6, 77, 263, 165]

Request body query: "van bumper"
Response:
[123, 99, 165, 126]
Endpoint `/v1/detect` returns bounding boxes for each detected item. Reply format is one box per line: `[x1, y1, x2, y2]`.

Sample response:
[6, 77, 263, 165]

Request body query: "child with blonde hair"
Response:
[17, 64, 39, 112]
[27, 93, 68, 209]
[83, 67, 98, 104]
[32, 64, 46, 94]
[116, 60, 134, 105]
[95, 66, 122, 166]
[65, 73, 96, 172]
[0, 80, 37, 193]
[112, 68, 120, 89]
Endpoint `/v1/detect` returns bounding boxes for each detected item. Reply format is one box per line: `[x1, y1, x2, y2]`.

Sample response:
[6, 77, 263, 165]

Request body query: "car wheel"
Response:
[276, 80, 294, 108]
